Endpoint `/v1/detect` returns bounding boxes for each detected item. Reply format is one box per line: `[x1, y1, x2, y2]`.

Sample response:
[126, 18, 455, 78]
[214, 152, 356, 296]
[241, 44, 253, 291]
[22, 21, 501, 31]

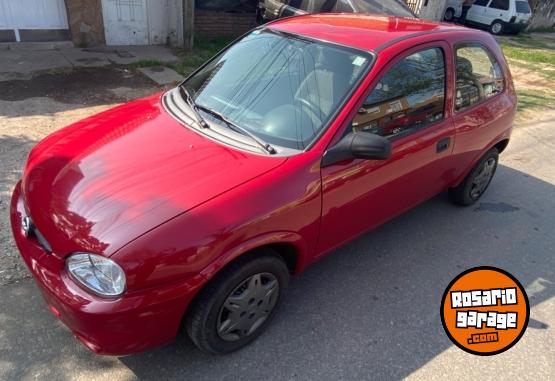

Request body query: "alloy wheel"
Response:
[217, 272, 279, 342]
[470, 157, 496, 199]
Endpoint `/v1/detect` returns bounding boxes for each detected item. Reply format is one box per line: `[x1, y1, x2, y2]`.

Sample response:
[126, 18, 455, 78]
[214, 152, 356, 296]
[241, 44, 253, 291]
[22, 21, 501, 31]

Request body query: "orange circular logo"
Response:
[441, 266, 529, 356]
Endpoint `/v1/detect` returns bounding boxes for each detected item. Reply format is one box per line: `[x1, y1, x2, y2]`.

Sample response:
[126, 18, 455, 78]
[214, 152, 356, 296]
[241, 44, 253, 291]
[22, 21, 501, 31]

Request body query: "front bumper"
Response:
[10, 181, 203, 355]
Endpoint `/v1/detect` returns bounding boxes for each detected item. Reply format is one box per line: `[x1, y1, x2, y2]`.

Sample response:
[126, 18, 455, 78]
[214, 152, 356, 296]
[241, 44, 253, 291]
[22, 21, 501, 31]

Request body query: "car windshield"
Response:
[181, 29, 372, 150]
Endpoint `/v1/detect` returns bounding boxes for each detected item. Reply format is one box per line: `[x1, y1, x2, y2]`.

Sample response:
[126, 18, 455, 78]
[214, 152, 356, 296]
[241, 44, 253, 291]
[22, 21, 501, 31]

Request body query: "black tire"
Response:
[449, 148, 499, 206]
[185, 251, 289, 354]
[489, 20, 505, 35]
[444, 8, 455, 21]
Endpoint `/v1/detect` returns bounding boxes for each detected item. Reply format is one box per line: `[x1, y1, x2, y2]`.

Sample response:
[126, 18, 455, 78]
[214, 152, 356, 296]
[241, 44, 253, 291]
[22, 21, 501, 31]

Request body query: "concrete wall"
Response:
[168, 0, 184, 46]
[195, 11, 257, 39]
[416, 0, 447, 21]
[65, 0, 105, 46]
[147, 0, 183, 45]
[65, 0, 183, 47]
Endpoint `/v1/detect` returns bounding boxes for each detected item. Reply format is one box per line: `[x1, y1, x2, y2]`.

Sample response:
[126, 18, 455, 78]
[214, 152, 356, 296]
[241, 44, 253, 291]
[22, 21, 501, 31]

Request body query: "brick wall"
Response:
[65, 0, 106, 46]
[195, 11, 257, 39]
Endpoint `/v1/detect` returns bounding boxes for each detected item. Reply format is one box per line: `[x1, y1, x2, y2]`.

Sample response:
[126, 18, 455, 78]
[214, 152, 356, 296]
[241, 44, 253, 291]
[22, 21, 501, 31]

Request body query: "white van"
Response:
[444, 0, 532, 35]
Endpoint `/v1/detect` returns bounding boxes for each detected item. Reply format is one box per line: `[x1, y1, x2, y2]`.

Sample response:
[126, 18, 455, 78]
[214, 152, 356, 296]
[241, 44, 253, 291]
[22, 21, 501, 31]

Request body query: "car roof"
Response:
[267, 14, 469, 52]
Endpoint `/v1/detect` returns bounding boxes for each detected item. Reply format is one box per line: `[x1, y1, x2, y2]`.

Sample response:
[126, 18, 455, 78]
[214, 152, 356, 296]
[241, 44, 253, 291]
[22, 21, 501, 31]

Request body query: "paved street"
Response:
[1, 44, 555, 379]
[1, 114, 554, 380]
[0, 44, 179, 81]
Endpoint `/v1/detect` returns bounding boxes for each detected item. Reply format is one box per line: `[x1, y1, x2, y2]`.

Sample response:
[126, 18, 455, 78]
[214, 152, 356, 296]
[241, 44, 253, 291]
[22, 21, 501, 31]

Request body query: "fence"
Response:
[404, 0, 426, 15]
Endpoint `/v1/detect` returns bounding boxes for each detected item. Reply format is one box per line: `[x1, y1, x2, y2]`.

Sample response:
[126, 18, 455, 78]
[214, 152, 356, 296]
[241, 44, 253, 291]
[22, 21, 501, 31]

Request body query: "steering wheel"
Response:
[296, 97, 323, 127]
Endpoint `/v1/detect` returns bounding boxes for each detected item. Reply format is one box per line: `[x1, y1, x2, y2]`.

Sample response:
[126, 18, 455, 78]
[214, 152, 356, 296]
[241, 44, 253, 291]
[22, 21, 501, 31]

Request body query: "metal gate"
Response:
[101, 0, 149, 45]
[404, 0, 425, 15]
[0, 0, 69, 42]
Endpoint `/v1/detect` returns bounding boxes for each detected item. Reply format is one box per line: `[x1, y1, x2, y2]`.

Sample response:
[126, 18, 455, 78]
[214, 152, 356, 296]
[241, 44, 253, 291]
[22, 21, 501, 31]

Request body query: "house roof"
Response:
[267, 14, 468, 52]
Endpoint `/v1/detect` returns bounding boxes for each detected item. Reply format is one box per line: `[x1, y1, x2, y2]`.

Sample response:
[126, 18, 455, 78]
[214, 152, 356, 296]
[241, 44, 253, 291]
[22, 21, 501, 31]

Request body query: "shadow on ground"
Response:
[0, 164, 553, 380]
[0, 67, 160, 118]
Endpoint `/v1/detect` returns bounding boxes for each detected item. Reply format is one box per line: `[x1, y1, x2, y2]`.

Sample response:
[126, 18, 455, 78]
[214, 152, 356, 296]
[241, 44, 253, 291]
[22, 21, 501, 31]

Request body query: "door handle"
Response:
[436, 137, 451, 153]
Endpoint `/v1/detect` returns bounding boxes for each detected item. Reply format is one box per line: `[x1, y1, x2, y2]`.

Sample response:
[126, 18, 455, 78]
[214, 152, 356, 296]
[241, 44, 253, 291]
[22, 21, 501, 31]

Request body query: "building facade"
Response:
[0, 0, 256, 46]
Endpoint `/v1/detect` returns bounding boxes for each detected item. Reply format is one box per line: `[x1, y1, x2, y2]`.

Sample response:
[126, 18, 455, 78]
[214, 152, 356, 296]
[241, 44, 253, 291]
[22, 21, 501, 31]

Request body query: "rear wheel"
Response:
[449, 148, 499, 206]
[185, 251, 289, 354]
[444, 8, 455, 21]
[489, 20, 505, 35]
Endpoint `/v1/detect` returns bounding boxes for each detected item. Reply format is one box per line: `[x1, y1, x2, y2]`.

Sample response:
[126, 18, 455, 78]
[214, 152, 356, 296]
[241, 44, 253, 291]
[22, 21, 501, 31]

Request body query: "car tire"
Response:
[444, 8, 455, 21]
[185, 250, 289, 354]
[449, 148, 499, 206]
[489, 20, 505, 35]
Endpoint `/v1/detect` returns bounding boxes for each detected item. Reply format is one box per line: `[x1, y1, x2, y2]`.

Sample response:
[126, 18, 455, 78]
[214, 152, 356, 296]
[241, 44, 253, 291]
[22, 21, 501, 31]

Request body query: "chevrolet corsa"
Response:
[10, 15, 516, 355]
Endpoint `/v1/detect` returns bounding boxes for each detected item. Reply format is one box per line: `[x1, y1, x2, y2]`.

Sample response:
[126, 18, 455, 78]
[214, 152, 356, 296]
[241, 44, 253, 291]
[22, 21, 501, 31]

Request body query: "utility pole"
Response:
[183, 0, 194, 51]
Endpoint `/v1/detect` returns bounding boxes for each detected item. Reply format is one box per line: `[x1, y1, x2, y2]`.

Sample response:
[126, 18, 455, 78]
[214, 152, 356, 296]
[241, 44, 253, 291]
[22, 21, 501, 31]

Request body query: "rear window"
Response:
[515, 1, 531, 13]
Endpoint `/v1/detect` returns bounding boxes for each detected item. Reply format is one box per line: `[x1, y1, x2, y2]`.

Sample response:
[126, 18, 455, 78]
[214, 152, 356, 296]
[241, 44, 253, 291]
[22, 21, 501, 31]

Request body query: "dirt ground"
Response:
[0, 67, 163, 285]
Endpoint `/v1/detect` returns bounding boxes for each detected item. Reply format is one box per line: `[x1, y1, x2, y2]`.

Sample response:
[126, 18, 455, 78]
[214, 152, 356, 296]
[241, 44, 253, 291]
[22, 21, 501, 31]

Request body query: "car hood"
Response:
[22, 93, 287, 256]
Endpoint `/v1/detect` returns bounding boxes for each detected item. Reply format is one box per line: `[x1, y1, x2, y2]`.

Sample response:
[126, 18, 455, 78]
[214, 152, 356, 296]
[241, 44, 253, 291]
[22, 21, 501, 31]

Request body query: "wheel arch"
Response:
[180, 234, 306, 331]
[199, 232, 308, 282]
[451, 136, 510, 188]
[494, 138, 510, 154]
[444, 7, 456, 19]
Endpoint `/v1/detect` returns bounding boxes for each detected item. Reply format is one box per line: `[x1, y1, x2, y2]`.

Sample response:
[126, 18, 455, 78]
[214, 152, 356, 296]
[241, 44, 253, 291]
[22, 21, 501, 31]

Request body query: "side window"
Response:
[351, 48, 445, 139]
[489, 0, 510, 10]
[455, 45, 504, 112]
[474, 0, 490, 6]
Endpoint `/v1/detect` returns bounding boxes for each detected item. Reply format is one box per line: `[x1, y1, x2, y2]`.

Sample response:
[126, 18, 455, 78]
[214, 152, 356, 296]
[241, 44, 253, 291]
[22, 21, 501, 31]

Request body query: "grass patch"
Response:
[516, 89, 555, 113]
[501, 43, 555, 65]
[501, 42, 555, 81]
[171, 37, 234, 76]
[511, 59, 555, 81]
[129, 59, 164, 68]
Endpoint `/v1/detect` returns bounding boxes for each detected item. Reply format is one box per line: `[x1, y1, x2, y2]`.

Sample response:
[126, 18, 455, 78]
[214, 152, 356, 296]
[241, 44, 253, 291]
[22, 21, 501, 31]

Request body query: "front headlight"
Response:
[66, 253, 126, 297]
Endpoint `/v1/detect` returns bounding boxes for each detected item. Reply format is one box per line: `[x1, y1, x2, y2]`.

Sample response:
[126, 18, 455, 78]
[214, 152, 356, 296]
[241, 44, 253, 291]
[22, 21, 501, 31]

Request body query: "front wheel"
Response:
[185, 251, 289, 354]
[449, 148, 499, 206]
[489, 20, 505, 35]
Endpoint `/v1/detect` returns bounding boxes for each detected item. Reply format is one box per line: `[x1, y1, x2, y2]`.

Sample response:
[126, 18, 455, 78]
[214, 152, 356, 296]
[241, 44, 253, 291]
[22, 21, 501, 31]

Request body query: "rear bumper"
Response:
[10, 181, 203, 355]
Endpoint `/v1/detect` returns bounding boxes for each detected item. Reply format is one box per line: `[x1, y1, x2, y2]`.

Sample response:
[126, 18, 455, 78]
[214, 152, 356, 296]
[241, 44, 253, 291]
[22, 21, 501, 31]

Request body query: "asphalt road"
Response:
[1, 114, 554, 380]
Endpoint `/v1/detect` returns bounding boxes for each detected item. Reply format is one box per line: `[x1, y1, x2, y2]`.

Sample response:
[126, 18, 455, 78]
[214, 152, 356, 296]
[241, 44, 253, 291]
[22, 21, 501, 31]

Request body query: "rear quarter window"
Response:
[455, 45, 505, 112]
[515, 1, 531, 13]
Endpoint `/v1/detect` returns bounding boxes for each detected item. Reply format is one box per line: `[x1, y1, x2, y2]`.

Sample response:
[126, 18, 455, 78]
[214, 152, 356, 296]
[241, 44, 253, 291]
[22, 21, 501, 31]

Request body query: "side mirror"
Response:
[321, 132, 391, 168]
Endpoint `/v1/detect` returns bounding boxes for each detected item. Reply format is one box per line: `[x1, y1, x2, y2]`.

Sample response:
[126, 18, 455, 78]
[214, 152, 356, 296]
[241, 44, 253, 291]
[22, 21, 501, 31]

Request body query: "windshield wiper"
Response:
[195, 104, 277, 155]
[179, 86, 209, 129]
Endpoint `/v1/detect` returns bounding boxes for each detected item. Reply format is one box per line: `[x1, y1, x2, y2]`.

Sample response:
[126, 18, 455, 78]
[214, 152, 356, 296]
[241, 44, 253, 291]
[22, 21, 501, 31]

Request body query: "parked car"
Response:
[11, 14, 516, 355]
[444, 0, 532, 35]
[257, 0, 415, 22]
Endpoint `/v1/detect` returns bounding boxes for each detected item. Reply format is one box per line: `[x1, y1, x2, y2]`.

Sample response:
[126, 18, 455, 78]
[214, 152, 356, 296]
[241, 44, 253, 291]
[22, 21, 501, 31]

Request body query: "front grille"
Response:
[22, 215, 52, 253]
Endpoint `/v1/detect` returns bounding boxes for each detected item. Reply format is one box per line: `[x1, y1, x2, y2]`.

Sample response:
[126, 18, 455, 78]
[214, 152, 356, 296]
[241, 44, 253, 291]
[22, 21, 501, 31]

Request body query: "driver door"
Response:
[317, 42, 457, 255]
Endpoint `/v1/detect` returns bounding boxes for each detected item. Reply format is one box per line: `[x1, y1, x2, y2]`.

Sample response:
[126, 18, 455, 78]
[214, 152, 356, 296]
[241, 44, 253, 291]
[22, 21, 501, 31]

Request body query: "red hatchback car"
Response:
[10, 14, 516, 355]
